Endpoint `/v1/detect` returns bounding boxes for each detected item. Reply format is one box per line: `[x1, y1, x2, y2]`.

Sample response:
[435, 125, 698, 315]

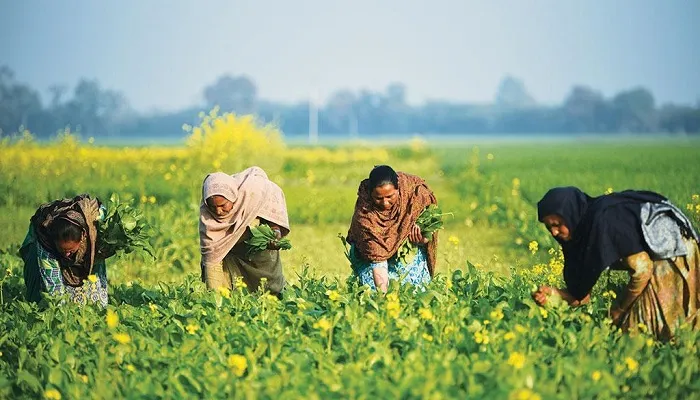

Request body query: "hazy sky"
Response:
[1, 0, 698, 112]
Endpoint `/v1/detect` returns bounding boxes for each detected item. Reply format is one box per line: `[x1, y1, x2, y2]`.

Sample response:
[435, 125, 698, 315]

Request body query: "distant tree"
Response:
[495, 76, 536, 109]
[0, 65, 43, 135]
[561, 86, 611, 132]
[658, 104, 700, 133]
[322, 90, 354, 134]
[610, 87, 656, 132]
[383, 82, 411, 133]
[203, 75, 257, 114]
[61, 79, 129, 137]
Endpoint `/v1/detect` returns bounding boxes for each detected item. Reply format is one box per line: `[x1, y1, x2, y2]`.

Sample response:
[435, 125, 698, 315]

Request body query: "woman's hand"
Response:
[267, 223, 283, 239]
[265, 222, 283, 250]
[570, 293, 591, 307]
[265, 221, 282, 250]
[373, 266, 389, 293]
[408, 224, 428, 245]
[532, 286, 554, 306]
[533, 286, 588, 307]
[609, 306, 623, 325]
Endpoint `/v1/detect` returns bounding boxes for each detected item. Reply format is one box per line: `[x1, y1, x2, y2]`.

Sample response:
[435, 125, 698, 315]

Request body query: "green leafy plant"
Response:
[97, 193, 155, 259]
[337, 233, 363, 270]
[396, 204, 452, 264]
[245, 224, 291, 258]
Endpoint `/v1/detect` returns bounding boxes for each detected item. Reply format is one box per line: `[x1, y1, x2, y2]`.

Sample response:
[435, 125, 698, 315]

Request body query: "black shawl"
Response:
[537, 187, 669, 300]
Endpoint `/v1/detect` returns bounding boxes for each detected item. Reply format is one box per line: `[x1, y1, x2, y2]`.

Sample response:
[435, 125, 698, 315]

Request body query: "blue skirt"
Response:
[352, 244, 431, 290]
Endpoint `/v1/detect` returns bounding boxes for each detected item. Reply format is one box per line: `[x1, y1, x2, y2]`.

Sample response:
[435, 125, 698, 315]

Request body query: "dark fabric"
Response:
[347, 172, 438, 276]
[19, 226, 43, 303]
[28, 194, 101, 287]
[537, 187, 670, 300]
[228, 242, 285, 295]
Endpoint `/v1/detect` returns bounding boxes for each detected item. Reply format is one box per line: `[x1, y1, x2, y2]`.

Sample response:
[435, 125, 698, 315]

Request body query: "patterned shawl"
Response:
[30, 194, 101, 286]
[199, 166, 290, 266]
[347, 172, 438, 276]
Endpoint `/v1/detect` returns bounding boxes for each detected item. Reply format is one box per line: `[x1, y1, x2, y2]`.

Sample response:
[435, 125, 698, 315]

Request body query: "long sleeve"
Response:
[619, 251, 654, 311]
[36, 243, 65, 295]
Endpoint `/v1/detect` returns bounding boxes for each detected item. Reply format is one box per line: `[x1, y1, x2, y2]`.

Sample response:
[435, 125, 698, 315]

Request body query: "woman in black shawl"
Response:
[534, 186, 699, 339]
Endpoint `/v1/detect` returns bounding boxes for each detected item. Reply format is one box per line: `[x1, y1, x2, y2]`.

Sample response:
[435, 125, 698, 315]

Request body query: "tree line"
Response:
[1, 65, 698, 139]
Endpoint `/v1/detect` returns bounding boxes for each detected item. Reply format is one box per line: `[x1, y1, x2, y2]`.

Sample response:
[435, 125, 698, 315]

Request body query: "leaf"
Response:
[97, 195, 156, 260]
[120, 214, 137, 231]
[16, 370, 42, 392]
[244, 224, 292, 258]
[48, 367, 63, 386]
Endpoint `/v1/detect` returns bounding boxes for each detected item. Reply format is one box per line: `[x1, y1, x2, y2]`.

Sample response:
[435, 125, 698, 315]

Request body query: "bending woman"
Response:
[346, 165, 438, 292]
[199, 166, 290, 295]
[534, 186, 699, 339]
[20, 194, 109, 306]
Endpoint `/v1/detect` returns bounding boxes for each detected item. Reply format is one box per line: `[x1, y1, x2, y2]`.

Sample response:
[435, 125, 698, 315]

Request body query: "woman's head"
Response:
[202, 172, 237, 218]
[368, 165, 399, 211]
[206, 195, 234, 217]
[50, 218, 85, 258]
[540, 214, 571, 242]
[537, 186, 591, 243]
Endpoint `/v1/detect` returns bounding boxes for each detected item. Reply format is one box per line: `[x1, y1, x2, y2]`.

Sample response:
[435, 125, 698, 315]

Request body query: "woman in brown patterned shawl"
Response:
[534, 187, 700, 340]
[346, 165, 438, 292]
[199, 166, 290, 295]
[19, 194, 110, 306]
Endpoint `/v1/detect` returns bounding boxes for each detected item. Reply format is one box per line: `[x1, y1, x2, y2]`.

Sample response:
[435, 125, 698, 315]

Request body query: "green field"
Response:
[0, 123, 699, 398]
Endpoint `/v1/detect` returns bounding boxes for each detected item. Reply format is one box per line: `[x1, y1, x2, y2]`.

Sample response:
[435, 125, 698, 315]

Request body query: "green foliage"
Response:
[396, 205, 452, 264]
[0, 138, 699, 398]
[337, 233, 362, 271]
[244, 224, 291, 259]
[416, 204, 451, 241]
[0, 269, 697, 399]
[97, 193, 155, 260]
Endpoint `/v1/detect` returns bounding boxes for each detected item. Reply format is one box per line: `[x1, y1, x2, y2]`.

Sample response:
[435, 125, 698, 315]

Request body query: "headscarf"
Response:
[537, 187, 682, 300]
[347, 172, 438, 276]
[199, 166, 290, 266]
[30, 194, 101, 286]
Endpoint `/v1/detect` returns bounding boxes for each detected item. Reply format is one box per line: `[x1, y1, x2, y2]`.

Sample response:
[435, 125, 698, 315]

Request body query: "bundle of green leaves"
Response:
[396, 204, 451, 264]
[244, 224, 292, 259]
[96, 193, 155, 260]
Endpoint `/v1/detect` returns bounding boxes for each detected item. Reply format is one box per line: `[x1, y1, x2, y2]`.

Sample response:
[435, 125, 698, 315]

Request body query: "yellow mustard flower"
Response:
[113, 332, 131, 344]
[106, 309, 119, 329]
[228, 354, 248, 377]
[44, 389, 62, 400]
[507, 352, 526, 369]
[325, 289, 340, 302]
[186, 324, 199, 335]
[313, 317, 332, 332]
[418, 307, 434, 321]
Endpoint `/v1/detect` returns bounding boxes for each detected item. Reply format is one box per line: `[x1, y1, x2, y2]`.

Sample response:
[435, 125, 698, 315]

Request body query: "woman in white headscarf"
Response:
[199, 166, 290, 295]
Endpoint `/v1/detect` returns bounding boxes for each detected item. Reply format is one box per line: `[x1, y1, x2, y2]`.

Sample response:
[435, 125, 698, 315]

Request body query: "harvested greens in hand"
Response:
[396, 204, 451, 264]
[245, 224, 292, 258]
[97, 193, 155, 259]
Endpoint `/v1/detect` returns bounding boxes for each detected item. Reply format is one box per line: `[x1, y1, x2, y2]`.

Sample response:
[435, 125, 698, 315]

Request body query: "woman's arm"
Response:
[610, 251, 653, 322]
[36, 244, 65, 295]
[371, 261, 389, 292]
[533, 286, 590, 307]
[266, 221, 283, 239]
